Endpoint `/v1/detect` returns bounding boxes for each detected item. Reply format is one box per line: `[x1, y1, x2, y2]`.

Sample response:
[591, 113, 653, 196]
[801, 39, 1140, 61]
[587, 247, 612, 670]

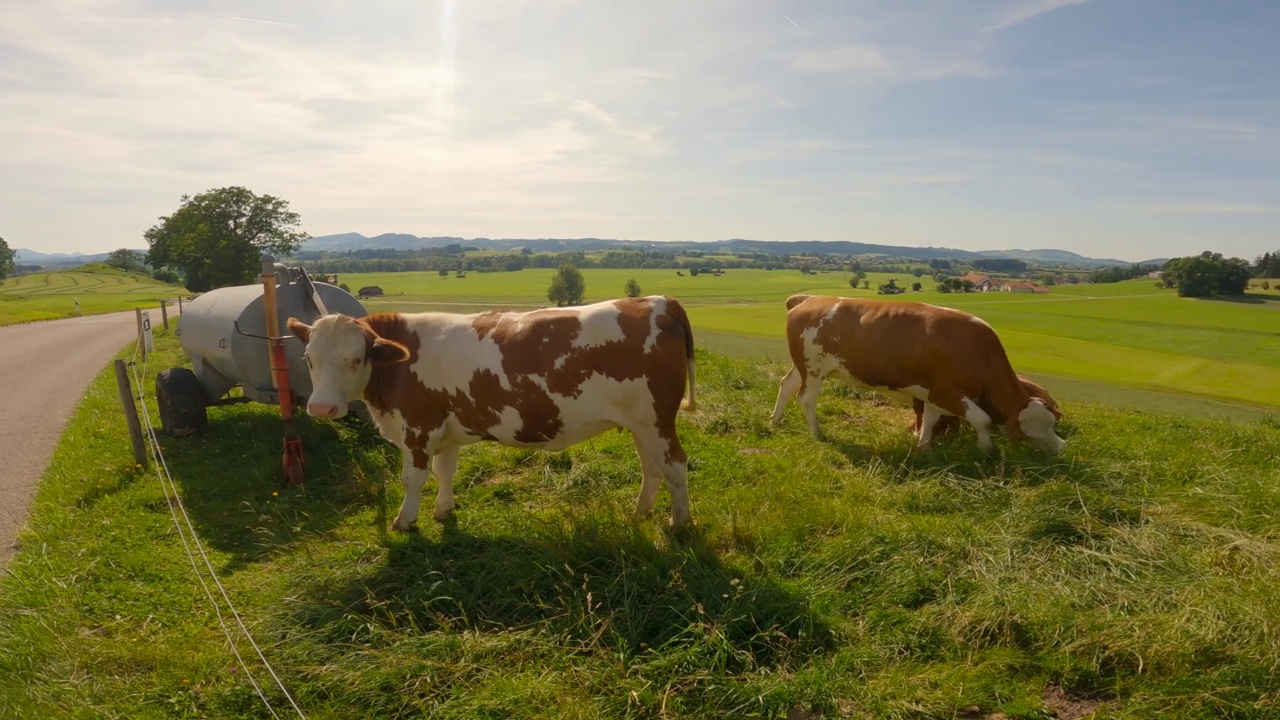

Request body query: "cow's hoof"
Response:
[390, 518, 418, 533]
[433, 507, 455, 522]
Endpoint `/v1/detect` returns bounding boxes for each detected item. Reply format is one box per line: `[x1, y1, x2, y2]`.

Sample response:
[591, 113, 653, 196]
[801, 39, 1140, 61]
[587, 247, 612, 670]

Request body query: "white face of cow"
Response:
[288, 315, 408, 419]
[1019, 399, 1066, 454]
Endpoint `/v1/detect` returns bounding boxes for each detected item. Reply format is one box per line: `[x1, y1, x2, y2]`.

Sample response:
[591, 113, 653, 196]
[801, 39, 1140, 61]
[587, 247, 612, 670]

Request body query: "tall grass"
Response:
[2, 329, 1278, 718]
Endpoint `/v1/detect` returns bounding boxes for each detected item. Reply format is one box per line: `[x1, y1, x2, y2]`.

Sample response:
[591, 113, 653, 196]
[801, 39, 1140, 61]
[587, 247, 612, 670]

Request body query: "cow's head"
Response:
[287, 314, 410, 418]
[1017, 398, 1066, 454]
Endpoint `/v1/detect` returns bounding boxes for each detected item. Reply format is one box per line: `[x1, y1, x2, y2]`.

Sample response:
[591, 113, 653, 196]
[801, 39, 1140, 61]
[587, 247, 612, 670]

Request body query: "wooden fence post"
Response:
[114, 359, 148, 468]
[134, 307, 145, 360]
[160, 299, 169, 330]
[177, 296, 184, 315]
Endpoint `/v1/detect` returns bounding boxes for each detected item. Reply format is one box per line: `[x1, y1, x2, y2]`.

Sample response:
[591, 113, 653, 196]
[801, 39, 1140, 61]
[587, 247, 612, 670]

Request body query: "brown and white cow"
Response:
[287, 296, 698, 530]
[770, 294, 1065, 453]
[912, 375, 1062, 436]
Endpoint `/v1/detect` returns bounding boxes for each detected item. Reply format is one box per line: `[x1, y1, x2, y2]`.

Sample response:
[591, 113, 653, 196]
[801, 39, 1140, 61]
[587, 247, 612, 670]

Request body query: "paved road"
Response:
[0, 312, 140, 570]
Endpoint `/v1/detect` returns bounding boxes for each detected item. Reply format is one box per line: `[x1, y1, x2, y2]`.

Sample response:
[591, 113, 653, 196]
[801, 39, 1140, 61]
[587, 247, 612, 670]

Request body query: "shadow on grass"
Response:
[294, 515, 833, 674]
[818, 416, 1090, 483]
[158, 406, 396, 573]
[1197, 293, 1280, 306]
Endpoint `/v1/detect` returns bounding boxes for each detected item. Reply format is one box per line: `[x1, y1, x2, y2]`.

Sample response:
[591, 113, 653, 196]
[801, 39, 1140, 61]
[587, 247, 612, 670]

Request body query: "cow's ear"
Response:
[286, 317, 312, 344]
[370, 338, 410, 364]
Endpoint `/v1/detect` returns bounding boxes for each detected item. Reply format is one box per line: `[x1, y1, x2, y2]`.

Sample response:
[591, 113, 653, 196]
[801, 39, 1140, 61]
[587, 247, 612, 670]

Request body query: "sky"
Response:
[2, 0, 1278, 263]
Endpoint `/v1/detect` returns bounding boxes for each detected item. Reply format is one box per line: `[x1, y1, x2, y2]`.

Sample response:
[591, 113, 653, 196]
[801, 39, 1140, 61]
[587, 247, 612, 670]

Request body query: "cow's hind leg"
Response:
[771, 366, 802, 425]
[431, 445, 460, 521]
[392, 454, 430, 532]
[631, 426, 691, 528]
[798, 372, 825, 437]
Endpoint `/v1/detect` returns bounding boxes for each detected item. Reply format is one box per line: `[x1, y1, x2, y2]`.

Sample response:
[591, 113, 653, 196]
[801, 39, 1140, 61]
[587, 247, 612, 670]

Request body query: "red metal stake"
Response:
[262, 257, 306, 485]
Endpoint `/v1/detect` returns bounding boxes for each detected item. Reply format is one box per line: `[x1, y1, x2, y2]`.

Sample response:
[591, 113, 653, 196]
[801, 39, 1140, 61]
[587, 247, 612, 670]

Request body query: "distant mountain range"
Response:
[13, 237, 1165, 270]
[301, 233, 1149, 268]
[14, 248, 120, 266]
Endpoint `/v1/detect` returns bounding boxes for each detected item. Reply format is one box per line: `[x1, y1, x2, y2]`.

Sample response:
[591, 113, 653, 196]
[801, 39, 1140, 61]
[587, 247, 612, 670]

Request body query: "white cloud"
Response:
[985, 0, 1094, 34]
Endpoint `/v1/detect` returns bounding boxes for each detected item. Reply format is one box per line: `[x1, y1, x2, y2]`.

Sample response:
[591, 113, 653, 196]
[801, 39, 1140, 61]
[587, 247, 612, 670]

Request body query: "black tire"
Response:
[156, 368, 208, 437]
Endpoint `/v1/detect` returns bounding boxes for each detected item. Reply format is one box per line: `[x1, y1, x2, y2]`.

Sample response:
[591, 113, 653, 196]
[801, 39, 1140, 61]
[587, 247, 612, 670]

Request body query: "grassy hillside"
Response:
[2, 330, 1278, 718]
[0, 264, 184, 326]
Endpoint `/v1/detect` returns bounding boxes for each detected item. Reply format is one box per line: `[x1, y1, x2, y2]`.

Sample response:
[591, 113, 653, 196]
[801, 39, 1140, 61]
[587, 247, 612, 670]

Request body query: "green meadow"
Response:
[0, 265, 183, 326]
[349, 269, 1280, 412]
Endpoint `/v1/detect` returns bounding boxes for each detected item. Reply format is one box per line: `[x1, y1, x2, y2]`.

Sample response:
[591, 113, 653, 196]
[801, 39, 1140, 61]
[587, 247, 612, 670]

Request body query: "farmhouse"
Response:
[357, 285, 384, 298]
[999, 280, 1049, 294]
[771, 294, 1065, 454]
[287, 296, 698, 531]
[957, 272, 994, 291]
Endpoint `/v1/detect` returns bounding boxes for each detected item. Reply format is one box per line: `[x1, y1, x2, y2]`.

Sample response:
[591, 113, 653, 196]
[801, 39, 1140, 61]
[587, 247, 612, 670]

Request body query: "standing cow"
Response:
[771, 294, 1065, 453]
[287, 296, 697, 530]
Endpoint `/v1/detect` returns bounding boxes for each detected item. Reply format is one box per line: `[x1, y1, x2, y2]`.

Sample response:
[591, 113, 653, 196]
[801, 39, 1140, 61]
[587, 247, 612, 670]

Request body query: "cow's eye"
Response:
[350, 358, 361, 369]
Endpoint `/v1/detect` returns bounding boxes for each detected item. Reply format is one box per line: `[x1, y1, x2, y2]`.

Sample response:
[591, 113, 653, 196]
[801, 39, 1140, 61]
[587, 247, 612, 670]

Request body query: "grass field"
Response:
[0, 265, 184, 326]
[349, 269, 1280, 412]
[2, 328, 1279, 718]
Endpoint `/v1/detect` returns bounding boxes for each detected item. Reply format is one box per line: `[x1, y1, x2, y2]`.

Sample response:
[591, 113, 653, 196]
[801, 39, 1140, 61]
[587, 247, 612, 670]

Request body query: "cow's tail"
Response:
[786, 293, 813, 311]
[662, 297, 697, 412]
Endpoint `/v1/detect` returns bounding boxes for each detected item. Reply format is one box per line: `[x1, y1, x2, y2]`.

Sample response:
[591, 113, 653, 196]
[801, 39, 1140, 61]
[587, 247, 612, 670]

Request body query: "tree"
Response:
[624, 278, 642, 298]
[911, 282, 923, 292]
[438, 268, 449, 278]
[107, 248, 146, 273]
[0, 236, 14, 281]
[144, 186, 309, 292]
[1163, 251, 1251, 297]
[548, 264, 585, 306]
[689, 267, 700, 277]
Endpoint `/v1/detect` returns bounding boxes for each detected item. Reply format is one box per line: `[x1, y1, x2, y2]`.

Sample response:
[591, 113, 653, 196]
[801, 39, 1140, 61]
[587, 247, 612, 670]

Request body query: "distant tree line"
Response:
[1088, 264, 1160, 284]
[1254, 250, 1280, 278]
[971, 258, 1029, 273]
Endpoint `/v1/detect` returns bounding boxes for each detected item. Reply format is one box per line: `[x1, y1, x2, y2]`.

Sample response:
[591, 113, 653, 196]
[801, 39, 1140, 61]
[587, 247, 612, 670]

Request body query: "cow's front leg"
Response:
[917, 402, 943, 453]
[392, 454, 430, 532]
[430, 445, 460, 521]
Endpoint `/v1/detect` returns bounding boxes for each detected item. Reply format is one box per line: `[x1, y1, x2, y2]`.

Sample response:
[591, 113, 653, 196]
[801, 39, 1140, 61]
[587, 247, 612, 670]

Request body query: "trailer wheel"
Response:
[156, 368, 208, 437]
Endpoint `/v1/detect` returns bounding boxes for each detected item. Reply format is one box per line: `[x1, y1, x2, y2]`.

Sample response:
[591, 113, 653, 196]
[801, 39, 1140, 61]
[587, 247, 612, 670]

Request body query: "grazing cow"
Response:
[287, 296, 697, 530]
[912, 375, 1061, 436]
[770, 294, 1065, 453]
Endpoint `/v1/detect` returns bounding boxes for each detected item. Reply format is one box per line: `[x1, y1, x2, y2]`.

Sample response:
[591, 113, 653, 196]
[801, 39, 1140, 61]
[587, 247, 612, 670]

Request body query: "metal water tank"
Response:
[174, 266, 368, 406]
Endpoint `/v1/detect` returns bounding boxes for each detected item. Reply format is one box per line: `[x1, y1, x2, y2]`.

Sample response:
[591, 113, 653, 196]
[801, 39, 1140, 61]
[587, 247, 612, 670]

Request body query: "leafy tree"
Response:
[0, 236, 14, 281]
[624, 278, 642, 297]
[548, 264, 585, 306]
[1162, 252, 1251, 297]
[153, 268, 181, 284]
[862, 280, 870, 289]
[438, 268, 449, 278]
[144, 186, 308, 292]
[911, 282, 923, 292]
[689, 267, 700, 277]
[107, 248, 146, 273]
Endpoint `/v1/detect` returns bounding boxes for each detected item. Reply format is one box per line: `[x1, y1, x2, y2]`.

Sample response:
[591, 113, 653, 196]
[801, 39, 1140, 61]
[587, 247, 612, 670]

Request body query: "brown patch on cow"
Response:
[784, 295, 1034, 440]
[354, 313, 443, 467]
[285, 317, 311, 343]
